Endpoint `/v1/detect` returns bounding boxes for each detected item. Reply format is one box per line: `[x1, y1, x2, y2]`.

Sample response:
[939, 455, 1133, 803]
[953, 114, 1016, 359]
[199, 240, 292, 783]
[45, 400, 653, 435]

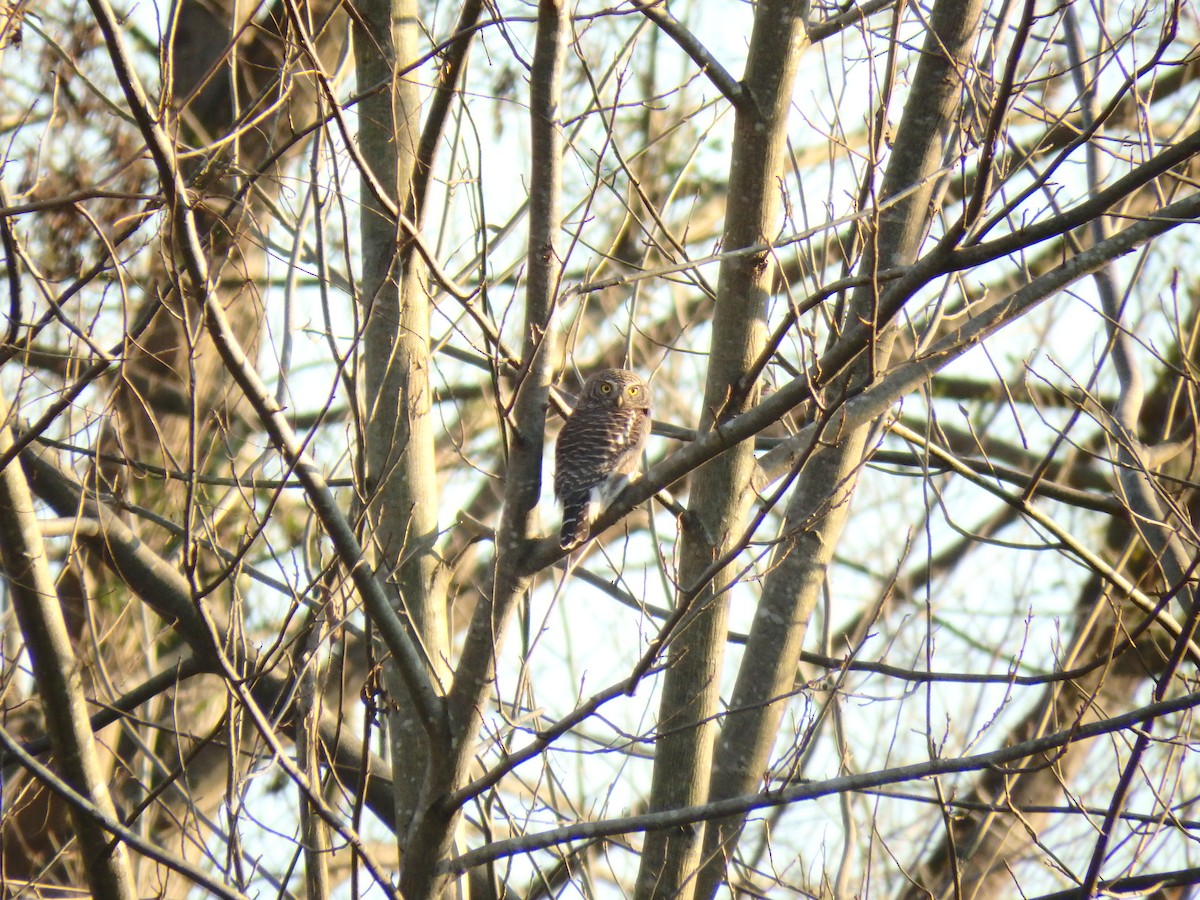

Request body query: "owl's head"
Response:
[581, 368, 651, 410]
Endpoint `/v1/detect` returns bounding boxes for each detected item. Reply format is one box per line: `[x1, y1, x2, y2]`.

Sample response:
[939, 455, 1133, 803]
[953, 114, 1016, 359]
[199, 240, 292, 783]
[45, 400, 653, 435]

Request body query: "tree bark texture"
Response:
[634, 2, 811, 897]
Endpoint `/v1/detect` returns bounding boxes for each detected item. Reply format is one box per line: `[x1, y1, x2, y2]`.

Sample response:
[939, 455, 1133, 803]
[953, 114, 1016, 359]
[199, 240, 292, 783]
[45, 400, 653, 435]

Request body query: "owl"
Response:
[553, 369, 652, 551]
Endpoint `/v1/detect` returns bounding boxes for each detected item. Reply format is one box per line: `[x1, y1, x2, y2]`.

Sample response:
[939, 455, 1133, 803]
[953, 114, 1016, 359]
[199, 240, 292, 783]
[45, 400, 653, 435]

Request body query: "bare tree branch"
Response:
[0, 406, 136, 899]
[82, 0, 448, 749]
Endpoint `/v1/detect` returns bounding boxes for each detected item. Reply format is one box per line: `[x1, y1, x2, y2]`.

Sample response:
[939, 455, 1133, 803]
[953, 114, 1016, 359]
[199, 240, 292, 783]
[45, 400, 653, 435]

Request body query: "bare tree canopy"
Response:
[3, 1, 1200, 897]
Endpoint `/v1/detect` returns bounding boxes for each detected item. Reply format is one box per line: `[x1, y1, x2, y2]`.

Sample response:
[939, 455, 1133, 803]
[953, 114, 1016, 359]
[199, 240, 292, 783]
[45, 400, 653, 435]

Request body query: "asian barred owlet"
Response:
[553, 369, 652, 551]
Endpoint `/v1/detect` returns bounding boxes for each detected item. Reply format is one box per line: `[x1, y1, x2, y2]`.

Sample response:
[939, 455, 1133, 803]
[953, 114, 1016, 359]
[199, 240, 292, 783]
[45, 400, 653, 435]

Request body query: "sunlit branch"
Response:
[84, 0, 449, 750]
[445, 685, 1200, 872]
[0, 407, 136, 899]
[889, 421, 1200, 663]
[629, 0, 748, 108]
[0, 723, 246, 900]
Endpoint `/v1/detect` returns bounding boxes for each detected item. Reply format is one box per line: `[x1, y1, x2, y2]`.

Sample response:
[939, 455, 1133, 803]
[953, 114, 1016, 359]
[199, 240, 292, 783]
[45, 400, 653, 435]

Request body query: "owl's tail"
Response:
[559, 498, 591, 551]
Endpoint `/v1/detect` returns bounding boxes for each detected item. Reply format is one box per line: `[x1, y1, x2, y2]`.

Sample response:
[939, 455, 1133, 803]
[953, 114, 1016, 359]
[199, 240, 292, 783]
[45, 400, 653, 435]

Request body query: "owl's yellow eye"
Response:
[628, 386, 640, 395]
[600, 382, 613, 393]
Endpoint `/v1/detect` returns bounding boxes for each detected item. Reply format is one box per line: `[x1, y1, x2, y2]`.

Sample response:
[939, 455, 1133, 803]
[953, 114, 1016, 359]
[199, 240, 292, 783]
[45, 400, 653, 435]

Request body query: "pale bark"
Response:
[9, 1, 1200, 894]
[695, 2, 985, 894]
[353, 0, 451, 834]
[0, 402, 136, 899]
[633, 3, 810, 897]
[401, 2, 568, 896]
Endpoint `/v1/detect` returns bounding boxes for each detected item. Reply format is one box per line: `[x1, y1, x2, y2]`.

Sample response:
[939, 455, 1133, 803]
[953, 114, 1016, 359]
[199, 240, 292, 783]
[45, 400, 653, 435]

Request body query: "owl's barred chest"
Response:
[608, 408, 648, 447]
[560, 407, 645, 452]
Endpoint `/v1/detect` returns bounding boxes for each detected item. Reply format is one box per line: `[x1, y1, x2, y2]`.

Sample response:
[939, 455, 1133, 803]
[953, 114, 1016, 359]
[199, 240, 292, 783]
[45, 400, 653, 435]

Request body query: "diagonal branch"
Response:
[0, 408, 136, 899]
[402, 2, 569, 896]
[444, 685, 1200, 873]
[696, 2, 987, 893]
[629, 0, 748, 108]
[83, 0, 448, 750]
[19, 446, 402, 831]
[635, 1, 811, 896]
[0, 722, 241, 900]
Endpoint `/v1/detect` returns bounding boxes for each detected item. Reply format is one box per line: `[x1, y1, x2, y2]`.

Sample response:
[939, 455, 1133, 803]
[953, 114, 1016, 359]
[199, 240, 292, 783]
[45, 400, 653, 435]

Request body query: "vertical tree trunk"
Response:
[353, 0, 451, 835]
[401, 3, 567, 895]
[634, 3, 810, 897]
[695, 2, 985, 894]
